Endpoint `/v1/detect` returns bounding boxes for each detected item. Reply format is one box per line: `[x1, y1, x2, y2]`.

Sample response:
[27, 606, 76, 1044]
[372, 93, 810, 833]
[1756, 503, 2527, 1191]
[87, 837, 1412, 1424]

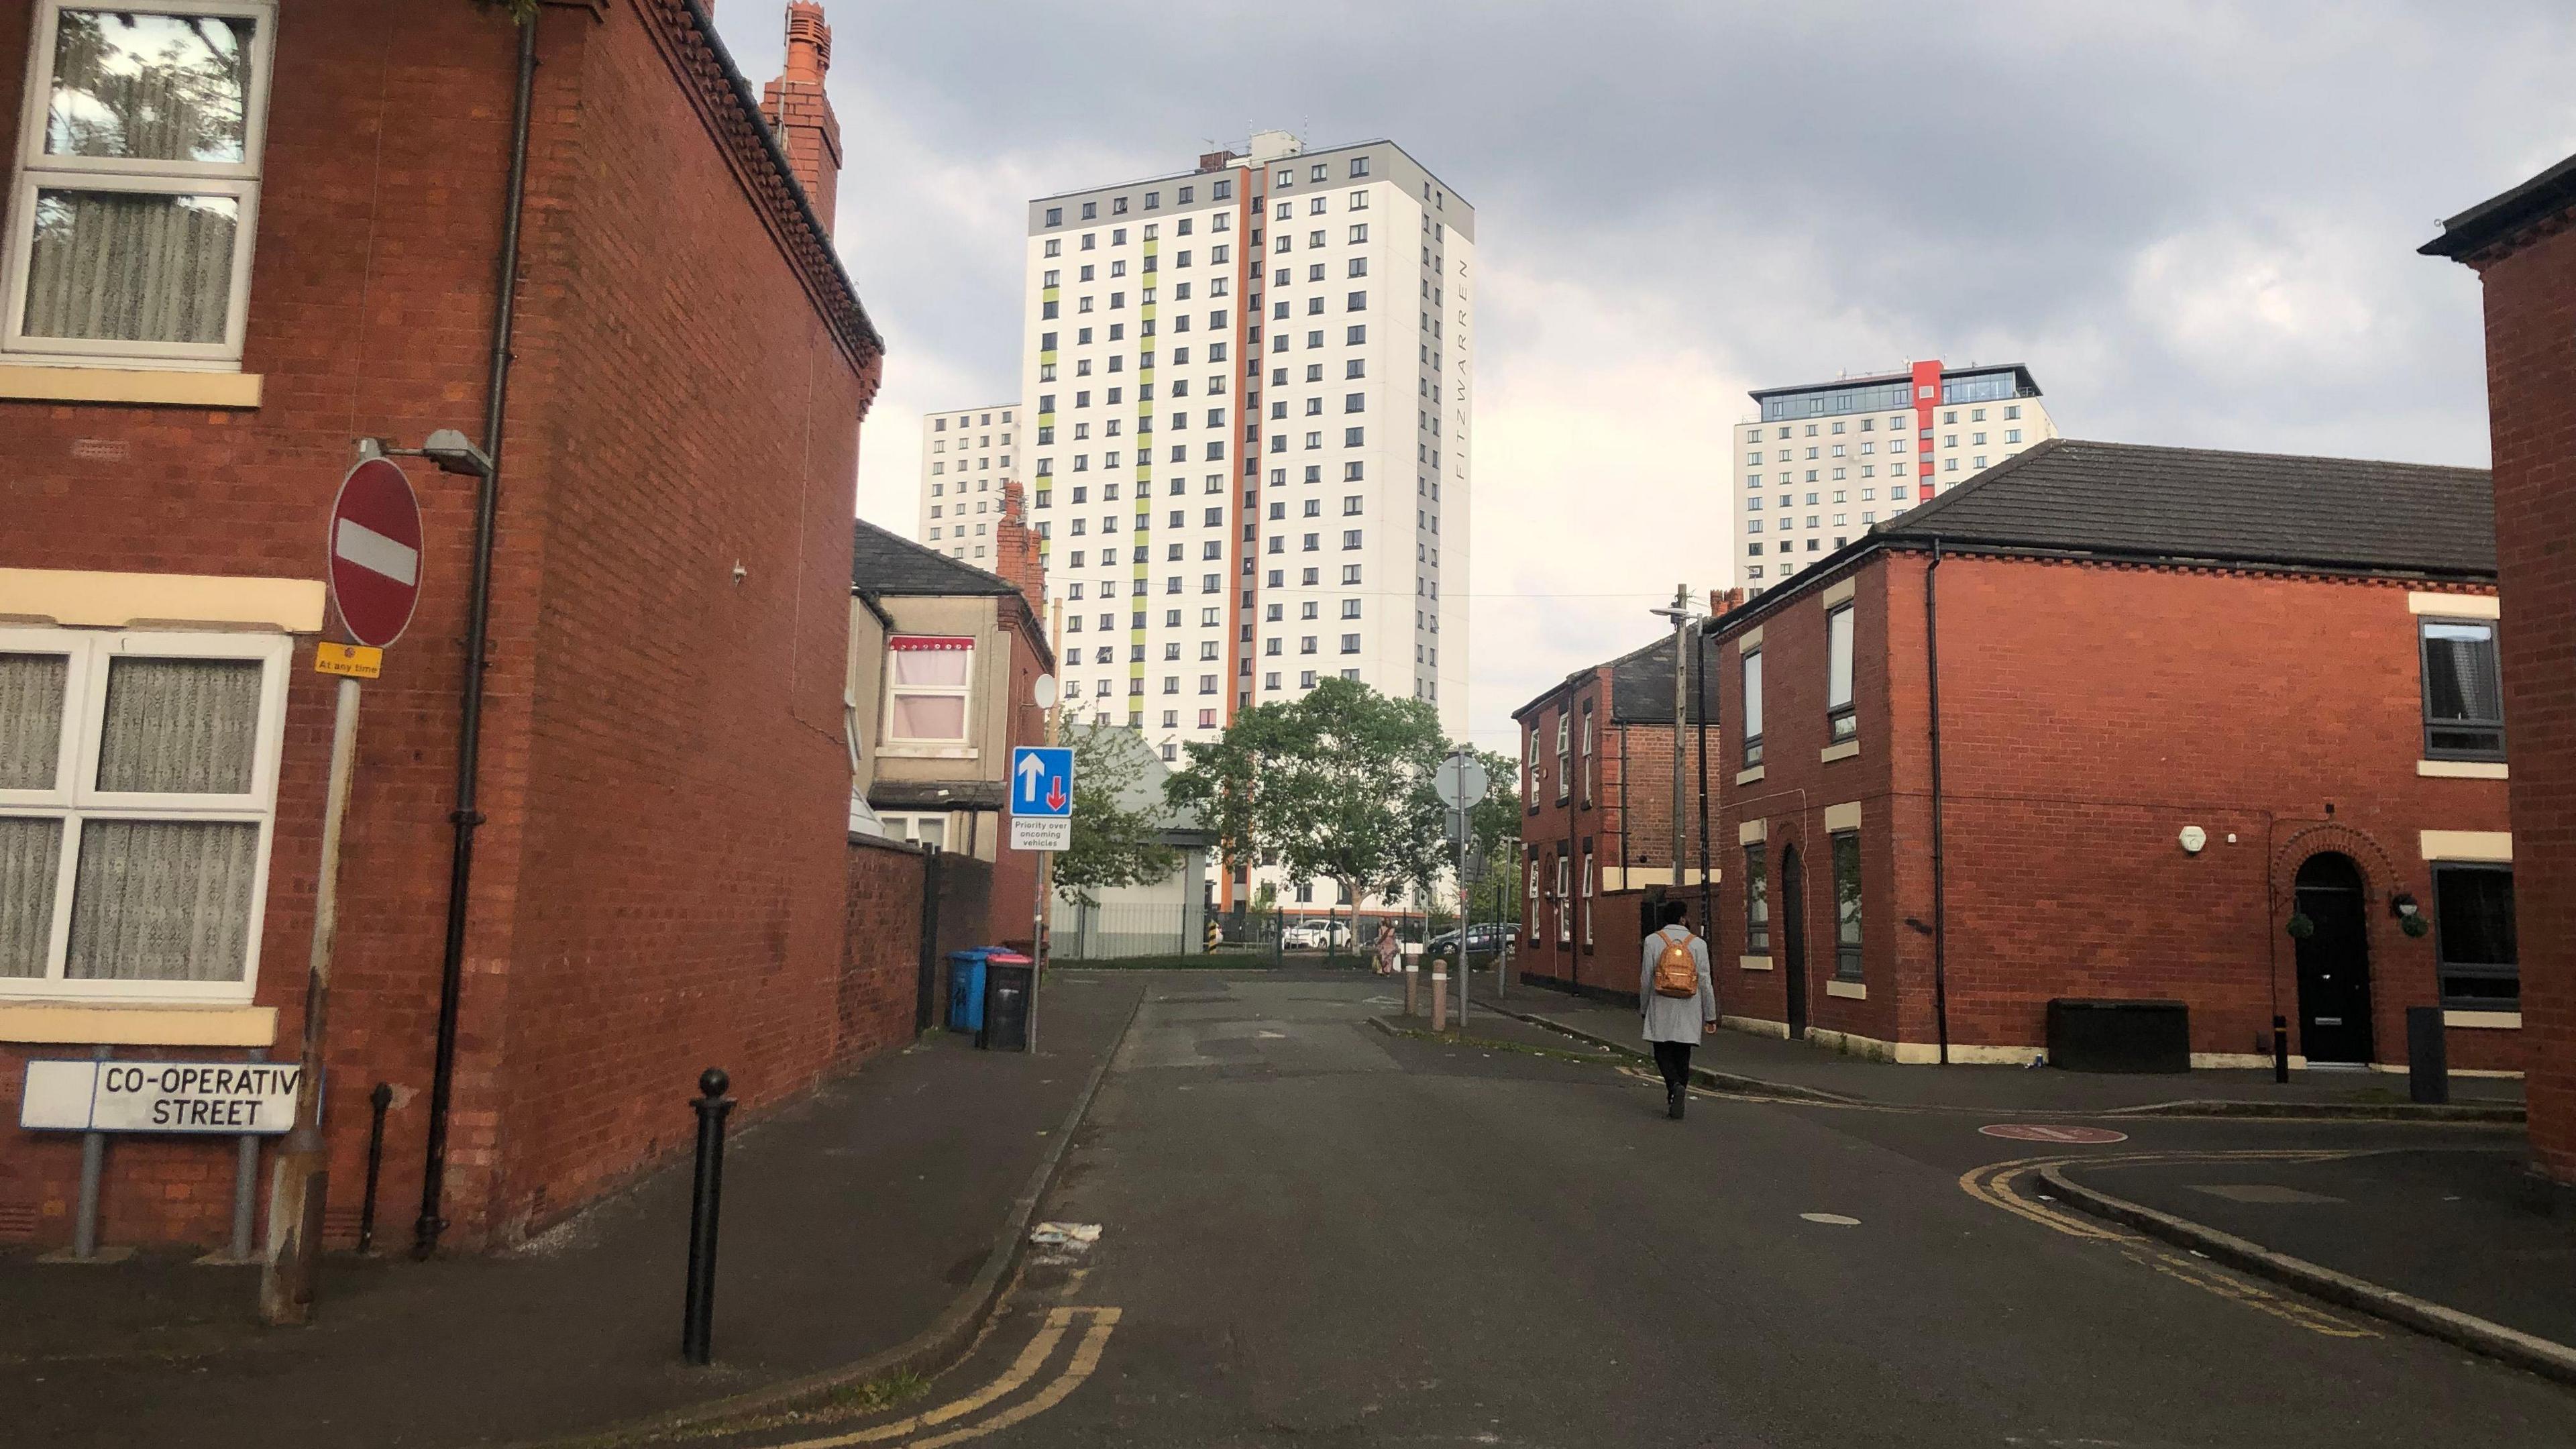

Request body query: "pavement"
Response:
[1491, 978, 2526, 1114]
[676, 967, 2576, 1449]
[1, 971, 1146, 1449]
[2055, 1145, 2576, 1352]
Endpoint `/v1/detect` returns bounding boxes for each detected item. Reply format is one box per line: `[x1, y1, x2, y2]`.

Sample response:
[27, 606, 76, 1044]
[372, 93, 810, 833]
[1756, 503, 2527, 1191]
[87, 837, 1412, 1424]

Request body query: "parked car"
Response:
[1427, 924, 1513, 959]
[1281, 920, 1354, 950]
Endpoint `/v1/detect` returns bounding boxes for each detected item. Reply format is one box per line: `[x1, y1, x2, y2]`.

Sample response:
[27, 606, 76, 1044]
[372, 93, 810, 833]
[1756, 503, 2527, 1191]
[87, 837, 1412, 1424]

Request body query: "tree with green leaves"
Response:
[1458, 748, 1522, 925]
[1166, 678, 1450, 951]
[1051, 725, 1180, 909]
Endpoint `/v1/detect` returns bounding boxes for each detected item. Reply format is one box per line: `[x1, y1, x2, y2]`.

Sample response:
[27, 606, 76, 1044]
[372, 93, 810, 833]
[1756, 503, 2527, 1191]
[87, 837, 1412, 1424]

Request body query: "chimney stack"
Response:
[994, 481, 1048, 625]
[760, 2, 843, 234]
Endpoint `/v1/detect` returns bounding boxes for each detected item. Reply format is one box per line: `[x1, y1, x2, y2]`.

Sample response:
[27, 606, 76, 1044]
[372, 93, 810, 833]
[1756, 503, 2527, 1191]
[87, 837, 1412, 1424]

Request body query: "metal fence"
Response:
[1051, 902, 1201, 961]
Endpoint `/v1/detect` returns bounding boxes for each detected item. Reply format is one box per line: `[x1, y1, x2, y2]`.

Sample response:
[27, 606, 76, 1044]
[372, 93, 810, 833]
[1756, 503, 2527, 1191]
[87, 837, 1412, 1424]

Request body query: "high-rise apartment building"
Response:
[1737, 361, 2056, 594]
[1018, 131, 1475, 760]
[920, 403, 1018, 561]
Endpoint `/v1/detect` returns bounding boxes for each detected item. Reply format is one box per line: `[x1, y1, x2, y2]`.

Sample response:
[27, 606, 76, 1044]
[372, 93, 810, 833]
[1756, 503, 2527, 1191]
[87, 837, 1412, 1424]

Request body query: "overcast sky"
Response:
[719, 0, 2574, 754]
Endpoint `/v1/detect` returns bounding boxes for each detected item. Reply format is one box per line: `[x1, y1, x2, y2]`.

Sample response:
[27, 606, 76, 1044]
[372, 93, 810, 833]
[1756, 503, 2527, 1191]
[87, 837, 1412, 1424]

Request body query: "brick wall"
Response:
[0, 1, 893, 1249]
[841, 839, 930, 1061]
[469, 3, 880, 1242]
[2468, 211, 2576, 1177]
[1708, 552, 2513, 1067]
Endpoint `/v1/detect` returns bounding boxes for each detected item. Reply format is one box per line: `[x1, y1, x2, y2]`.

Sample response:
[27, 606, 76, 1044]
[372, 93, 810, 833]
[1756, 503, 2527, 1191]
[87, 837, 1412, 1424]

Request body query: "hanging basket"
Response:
[2284, 913, 2317, 941]
[2400, 913, 2432, 938]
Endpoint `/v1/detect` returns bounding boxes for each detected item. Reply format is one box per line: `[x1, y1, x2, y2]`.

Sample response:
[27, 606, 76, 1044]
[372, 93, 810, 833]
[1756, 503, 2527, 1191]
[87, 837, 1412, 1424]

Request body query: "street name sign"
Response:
[21, 1059, 306, 1134]
[1009, 745, 1075, 851]
[327, 456, 423, 648]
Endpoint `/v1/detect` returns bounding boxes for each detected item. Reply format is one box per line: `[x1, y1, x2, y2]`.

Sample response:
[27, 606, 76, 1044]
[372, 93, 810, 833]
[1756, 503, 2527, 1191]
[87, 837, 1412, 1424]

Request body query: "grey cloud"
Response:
[720, 0, 2571, 739]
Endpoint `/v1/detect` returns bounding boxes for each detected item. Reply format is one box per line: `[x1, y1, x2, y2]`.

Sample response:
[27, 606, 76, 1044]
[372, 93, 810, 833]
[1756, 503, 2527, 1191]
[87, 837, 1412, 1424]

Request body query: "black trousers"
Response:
[1652, 1040, 1693, 1095]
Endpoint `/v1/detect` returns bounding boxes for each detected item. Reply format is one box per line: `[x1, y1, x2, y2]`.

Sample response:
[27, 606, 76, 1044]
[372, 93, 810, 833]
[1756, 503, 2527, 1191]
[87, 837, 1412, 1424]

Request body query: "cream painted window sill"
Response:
[2443, 1010, 2520, 1029]
[2418, 759, 2508, 780]
[0, 364, 262, 409]
[1820, 740, 1860, 763]
[1825, 978, 1867, 1000]
[0, 568, 324, 632]
[1738, 954, 1774, 972]
[1735, 765, 1766, 786]
[879, 744, 978, 761]
[0, 1002, 277, 1046]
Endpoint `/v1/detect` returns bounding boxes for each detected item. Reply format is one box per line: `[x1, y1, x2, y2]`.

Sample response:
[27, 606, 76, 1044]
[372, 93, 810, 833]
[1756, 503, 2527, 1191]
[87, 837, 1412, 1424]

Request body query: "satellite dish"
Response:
[1033, 673, 1059, 708]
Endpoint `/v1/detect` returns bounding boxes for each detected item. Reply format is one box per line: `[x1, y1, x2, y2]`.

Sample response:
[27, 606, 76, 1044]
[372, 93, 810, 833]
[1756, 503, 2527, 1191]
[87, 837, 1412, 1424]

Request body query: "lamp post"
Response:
[1648, 586, 1698, 894]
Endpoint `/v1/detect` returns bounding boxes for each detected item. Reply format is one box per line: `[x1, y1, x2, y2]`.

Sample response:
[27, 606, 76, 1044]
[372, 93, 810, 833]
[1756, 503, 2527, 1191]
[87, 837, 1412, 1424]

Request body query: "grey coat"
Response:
[1639, 926, 1717, 1043]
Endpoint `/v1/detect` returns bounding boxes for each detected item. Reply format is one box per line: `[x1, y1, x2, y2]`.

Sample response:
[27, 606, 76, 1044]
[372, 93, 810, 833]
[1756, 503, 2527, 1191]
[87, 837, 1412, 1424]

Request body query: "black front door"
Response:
[2293, 853, 2374, 1065]
[1780, 845, 1809, 1039]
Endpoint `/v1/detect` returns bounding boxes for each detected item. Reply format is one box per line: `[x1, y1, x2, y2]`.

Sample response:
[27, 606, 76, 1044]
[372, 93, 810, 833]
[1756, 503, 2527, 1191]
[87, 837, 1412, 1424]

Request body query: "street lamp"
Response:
[360, 429, 494, 478]
[1647, 586, 1704, 893]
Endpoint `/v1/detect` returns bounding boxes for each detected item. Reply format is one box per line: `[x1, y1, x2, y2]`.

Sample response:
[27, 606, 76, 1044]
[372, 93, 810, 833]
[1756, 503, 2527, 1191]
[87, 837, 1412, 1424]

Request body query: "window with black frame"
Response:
[1825, 602, 1856, 744]
[1740, 648, 1764, 768]
[2431, 862, 2516, 1007]
[1743, 843, 1770, 955]
[2419, 617, 2504, 760]
[1831, 830, 1863, 981]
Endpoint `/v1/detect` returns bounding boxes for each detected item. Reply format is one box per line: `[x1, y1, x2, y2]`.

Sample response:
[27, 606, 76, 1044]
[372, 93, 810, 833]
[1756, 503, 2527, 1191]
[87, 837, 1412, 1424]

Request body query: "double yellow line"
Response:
[1960, 1150, 2375, 1339]
[764, 1307, 1122, 1449]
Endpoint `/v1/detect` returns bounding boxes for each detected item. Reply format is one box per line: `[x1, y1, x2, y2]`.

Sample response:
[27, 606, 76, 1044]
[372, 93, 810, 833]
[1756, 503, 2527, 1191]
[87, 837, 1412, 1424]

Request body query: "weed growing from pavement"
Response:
[826, 1371, 931, 1412]
[1055, 954, 1274, 970]
[1377, 1021, 1618, 1068]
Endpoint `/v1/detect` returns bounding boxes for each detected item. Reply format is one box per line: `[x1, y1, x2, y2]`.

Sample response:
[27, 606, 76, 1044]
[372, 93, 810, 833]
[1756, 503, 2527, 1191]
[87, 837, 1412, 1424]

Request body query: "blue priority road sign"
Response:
[1011, 746, 1075, 818]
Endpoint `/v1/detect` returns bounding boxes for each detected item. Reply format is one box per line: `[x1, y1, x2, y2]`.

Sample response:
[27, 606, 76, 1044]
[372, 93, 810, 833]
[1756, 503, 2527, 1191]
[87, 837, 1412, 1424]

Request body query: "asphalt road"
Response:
[714, 969, 2576, 1449]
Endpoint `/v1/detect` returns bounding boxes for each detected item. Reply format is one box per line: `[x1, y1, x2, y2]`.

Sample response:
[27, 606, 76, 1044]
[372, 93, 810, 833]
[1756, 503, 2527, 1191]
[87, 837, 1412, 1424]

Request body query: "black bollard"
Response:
[358, 1083, 394, 1254]
[2273, 1015, 2290, 1084]
[681, 1068, 734, 1366]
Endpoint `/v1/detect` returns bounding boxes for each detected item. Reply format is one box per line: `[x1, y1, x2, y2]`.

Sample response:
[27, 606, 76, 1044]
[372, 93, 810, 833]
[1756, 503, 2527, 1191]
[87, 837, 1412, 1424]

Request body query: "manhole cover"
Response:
[1978, 1123, 2129, 1144]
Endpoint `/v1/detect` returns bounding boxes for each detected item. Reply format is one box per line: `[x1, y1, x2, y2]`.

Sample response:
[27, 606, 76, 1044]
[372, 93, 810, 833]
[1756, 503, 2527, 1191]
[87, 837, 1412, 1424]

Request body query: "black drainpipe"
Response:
[1925, 540, 1951, 1067]
[415, 12, 536, 1258]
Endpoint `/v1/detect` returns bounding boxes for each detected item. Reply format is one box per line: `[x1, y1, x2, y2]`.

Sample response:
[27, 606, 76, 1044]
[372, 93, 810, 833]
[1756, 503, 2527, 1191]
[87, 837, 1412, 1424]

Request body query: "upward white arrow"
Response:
[1018, 753, 1046, 802]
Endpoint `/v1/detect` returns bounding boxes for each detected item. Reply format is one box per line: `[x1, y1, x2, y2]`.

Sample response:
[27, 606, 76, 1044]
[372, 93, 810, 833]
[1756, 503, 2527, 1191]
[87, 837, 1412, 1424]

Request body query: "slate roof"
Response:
[851, 519, 1019, 596]
[2420, 152, 2576, 262]
[1511, 629, 1719, 725]
[1874, 438, 2494, 576]
[1607, 630, 1723, 727]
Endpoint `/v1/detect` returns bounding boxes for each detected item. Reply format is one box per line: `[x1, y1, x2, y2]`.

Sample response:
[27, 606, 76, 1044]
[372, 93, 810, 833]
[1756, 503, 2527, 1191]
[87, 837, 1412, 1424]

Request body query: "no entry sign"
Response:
[1978, 1122, 2130, 1144]
[327, 457, 423, 647]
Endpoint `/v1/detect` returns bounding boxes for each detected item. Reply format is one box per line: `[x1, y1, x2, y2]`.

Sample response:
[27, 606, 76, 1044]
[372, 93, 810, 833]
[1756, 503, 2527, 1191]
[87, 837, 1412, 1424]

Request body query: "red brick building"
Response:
[0, 1, 892, 1250]
[1701, 440, 2520, 1075]
[2425, 155, 2576, 1179]
[1512, 629, 1722, 998]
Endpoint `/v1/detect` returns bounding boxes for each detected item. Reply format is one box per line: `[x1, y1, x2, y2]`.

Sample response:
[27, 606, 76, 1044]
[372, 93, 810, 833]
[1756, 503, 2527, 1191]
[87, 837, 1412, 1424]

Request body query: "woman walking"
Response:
[1372, 920, 1401, 975]
[1640, 900, 1716, 1118]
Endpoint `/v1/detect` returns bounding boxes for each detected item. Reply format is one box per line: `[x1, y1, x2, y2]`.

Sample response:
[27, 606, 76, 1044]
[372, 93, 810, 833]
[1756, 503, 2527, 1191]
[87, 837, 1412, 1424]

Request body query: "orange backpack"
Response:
[1652, 928, 1699, 998]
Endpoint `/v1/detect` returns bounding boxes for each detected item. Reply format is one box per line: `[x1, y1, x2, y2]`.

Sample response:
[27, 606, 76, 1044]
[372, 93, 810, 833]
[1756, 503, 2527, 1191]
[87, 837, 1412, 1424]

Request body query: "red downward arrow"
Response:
[1047, 777, 1067, 811]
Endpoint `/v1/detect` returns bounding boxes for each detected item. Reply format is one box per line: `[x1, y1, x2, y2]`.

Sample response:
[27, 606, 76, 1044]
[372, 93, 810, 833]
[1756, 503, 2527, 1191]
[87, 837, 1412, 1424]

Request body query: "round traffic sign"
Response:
[327, 458, 423, 647]
[1434, 752, 1490, 808]
[1978, 1123, 2129, 1144]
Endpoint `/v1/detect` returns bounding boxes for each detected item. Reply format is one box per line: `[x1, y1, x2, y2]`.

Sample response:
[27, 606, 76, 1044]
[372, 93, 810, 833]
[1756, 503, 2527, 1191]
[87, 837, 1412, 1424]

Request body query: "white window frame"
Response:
[1555, 854, 1571, 943]
[880, 811, 951, 852]
[1, 626, 290, 1002]
[6, 1, 277, 368]
[1580, 848, 1593, 948]
[881, 635, 977, 753]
